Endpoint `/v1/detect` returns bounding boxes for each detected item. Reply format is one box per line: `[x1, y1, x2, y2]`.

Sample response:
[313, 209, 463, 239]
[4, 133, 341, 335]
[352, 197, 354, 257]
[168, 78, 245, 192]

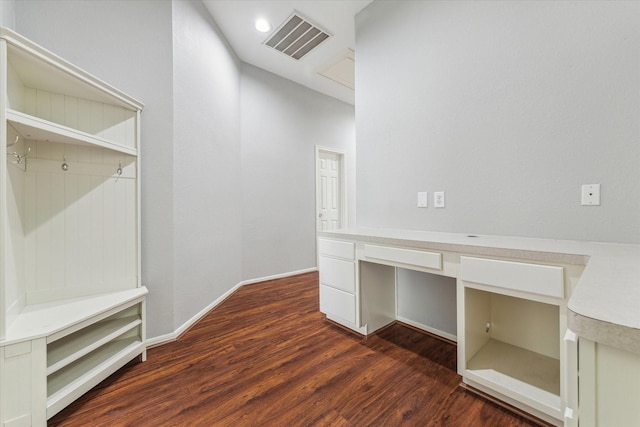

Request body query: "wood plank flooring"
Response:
[49, 272, 539, 426]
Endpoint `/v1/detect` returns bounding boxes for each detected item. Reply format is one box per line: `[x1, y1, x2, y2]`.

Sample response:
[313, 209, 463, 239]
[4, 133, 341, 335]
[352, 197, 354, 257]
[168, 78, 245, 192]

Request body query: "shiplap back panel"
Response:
[21, 142, 137, 304]
[5, 131, 27, 326]
[6, 70, 137, 150]
[6, 62, 25, 112]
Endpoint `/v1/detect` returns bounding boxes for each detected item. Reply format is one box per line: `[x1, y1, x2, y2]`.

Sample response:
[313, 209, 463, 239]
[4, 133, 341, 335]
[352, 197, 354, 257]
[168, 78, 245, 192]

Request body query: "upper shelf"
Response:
[1, 27, 143, 111]
[2, 27, 142, 154]
[7, 109, 137, 156]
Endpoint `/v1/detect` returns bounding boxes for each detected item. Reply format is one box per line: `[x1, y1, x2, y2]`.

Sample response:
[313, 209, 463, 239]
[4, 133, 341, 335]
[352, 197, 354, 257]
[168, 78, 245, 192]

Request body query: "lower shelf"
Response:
[47, 337, 144, 419]
[464, 339, 561, 417]
[47, 315, 141, 375]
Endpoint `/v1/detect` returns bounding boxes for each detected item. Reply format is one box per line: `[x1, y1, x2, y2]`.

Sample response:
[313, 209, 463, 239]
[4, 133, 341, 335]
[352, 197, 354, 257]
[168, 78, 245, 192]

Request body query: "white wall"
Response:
[1, 0, 15, 29]
[240, 63, 355, 280]
[356, 1, 640, 243]
[397, 269, 456, 339]
[14, 0, 176, 337]
[171, 0, 242, 328]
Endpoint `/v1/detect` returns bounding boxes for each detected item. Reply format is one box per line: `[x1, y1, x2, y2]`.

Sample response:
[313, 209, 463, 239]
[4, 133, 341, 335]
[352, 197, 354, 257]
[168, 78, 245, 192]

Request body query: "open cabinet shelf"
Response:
[458, 256, 567, 425]
[7, 109, 137, 156]
[47, 336, 142, 398]
[47, 315, 142, 375]
[1, 27, 146, 425]
[47, 336, 144, 418]
[461, 286, 563, 421]
[465, 338, 561, 411]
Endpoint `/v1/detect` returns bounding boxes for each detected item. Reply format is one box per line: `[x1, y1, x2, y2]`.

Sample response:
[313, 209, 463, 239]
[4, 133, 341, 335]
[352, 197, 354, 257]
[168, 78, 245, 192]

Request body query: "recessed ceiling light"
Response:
[255, 18, 271, 33]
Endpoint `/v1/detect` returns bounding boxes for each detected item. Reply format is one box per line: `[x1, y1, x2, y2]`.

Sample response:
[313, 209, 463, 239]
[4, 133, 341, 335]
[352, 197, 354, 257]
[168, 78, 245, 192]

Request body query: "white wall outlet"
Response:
[417, 192, 428, 208]
[434, 191, 445, 208]
[581, 184, 601, 206]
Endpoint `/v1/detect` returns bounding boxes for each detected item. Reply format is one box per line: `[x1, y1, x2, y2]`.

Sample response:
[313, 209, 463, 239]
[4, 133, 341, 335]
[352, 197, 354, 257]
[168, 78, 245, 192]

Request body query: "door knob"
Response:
[319, 213, 323, 218]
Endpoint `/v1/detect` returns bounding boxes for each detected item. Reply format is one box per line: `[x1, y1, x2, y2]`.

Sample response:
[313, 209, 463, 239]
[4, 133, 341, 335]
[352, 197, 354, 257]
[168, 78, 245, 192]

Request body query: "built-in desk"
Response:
[317, 228, 640, 427]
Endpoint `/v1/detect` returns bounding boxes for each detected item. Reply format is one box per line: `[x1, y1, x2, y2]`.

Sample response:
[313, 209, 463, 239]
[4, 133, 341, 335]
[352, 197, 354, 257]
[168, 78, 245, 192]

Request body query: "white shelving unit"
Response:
[0, 27, 146, 426]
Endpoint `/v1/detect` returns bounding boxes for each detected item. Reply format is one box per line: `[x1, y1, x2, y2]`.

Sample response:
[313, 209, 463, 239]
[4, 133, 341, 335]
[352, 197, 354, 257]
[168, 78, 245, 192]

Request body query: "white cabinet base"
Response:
[579, 338, 640, 427]
[461, 379, 563, 427]
[319, 284, 356, 325]
[0, 288, 147, 423]
[360, 261, 396, 335]
[0, 339, 47, 427]
[324, 314, 368, 335]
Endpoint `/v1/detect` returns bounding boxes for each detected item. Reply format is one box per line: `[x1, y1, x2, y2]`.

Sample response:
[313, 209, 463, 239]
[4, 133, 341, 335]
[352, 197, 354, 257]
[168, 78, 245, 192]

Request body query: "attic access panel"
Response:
[264, 12, 331, 60]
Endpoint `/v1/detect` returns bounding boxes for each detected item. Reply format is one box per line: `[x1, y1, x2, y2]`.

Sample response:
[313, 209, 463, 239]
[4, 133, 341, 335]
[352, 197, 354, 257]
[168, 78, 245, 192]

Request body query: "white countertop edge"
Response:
[319, 228, 640, 354]
[568, 309, 640, 355]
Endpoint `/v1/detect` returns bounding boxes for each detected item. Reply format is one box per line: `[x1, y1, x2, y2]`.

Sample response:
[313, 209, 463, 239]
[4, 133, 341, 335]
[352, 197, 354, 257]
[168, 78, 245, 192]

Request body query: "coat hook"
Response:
[8, 146, 30, 164]
[7, 146, 30, 171]
[61, 156, 69, 171]
[115, 161, 123, 182]
[7, 135, 19, 148]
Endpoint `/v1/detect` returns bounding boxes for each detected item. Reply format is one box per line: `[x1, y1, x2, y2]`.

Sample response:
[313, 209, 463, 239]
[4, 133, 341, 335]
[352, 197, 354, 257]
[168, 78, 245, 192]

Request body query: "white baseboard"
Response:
[396, 316, 458, 343]
[239, 267, 317, 286]
[146, 267, 318, 348]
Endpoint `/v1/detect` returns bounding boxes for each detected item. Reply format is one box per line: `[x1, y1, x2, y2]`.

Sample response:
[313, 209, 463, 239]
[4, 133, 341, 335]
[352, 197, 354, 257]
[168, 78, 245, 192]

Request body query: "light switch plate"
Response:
[434, 191, 445, 208]
[418, 192, 428, 208]
[581, 184, 600, 206]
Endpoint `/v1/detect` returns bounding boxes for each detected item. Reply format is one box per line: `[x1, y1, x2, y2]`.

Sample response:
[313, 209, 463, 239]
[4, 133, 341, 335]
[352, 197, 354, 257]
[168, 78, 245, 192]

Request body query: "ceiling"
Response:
[202, 1, 373, 105]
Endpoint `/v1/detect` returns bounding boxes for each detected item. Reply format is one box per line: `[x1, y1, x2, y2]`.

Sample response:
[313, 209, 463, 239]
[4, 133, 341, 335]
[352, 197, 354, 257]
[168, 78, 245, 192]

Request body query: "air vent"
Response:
[264, 12, 331, 60]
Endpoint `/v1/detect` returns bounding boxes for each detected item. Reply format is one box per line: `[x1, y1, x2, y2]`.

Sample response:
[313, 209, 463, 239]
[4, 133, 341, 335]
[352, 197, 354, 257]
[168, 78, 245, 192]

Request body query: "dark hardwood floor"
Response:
[49, 272, 539, 426]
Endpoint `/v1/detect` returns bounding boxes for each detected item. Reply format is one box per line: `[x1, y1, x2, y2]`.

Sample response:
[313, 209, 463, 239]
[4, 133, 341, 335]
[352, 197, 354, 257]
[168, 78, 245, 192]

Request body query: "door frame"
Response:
[315, 146, 348, 233]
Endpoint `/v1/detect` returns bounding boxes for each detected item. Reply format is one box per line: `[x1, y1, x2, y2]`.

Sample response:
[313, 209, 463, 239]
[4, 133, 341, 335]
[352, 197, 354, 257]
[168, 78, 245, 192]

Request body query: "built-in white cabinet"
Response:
[458, 256, 571, 426]
[318, 239, 358, 328]
[0, 27, 146, 425]
[319, 238, 444, 336]
[317, 232, 595, 426]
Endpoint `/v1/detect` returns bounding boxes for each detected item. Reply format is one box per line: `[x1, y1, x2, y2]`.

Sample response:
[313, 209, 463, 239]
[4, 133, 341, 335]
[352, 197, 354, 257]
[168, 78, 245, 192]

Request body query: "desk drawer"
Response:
[319, 239, 355, 260]
[460, 256, 564, 298]
[319, 256, 355, 293]
[319, 284, 356, 324]
[363, 244, 442, 270]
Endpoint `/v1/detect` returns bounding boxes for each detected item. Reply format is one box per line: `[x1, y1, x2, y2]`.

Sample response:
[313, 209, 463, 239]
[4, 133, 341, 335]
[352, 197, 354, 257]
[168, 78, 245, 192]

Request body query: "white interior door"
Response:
[317, 150, 342, 231]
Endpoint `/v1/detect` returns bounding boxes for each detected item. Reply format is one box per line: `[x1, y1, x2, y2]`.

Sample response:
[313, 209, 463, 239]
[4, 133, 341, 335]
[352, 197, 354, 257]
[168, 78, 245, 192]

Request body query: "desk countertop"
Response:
[318, 228, 640, 355]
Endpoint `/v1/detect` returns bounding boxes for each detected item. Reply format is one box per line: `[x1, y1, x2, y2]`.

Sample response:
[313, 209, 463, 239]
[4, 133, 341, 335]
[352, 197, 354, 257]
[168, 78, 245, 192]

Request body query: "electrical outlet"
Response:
[434, 191, 445, 208]
[581, 184, 600, 206]
[417, 192, 428, 208]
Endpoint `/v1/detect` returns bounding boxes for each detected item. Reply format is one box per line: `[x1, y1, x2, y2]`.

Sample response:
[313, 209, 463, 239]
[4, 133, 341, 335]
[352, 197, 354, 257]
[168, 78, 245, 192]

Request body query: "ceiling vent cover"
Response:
[264, 12, 331, 60]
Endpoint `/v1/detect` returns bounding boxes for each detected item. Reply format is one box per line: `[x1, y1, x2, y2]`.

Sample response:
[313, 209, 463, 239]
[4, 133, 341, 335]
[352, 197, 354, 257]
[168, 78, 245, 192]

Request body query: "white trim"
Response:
[0, 38, 8, 341]
[396, 316, 458, 343]
[238, 267, 318, 286]
[146, 268, 318, 348]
